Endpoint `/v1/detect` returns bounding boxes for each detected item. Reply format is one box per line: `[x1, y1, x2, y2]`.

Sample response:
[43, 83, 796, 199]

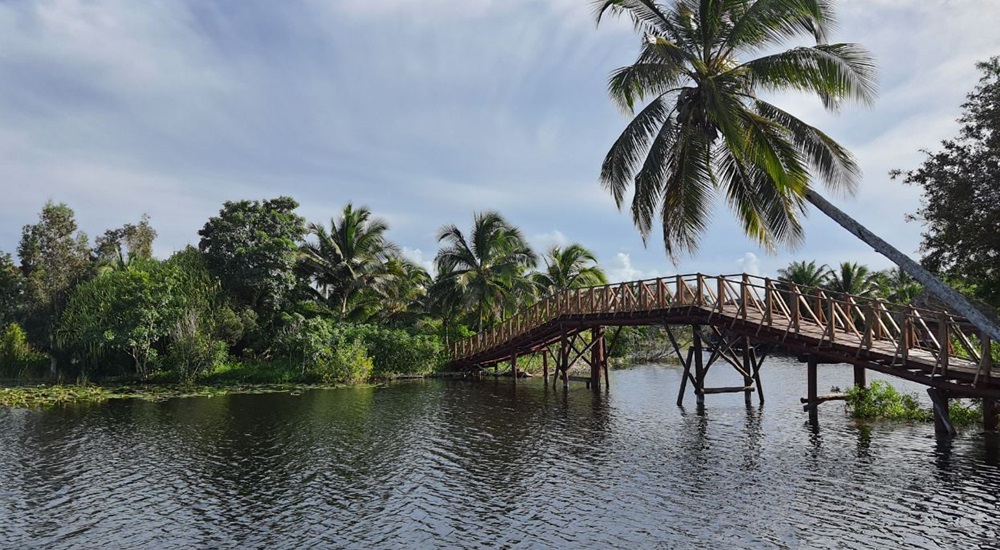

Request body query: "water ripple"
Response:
[2, 360, 1000, 548]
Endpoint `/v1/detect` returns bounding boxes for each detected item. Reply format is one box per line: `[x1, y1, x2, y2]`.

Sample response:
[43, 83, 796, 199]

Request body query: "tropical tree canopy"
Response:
[299, 203, 400, 320]
[825, 261, 879, 298]
[776, 259, 829, 288]
[895, 57, 1000, 308]
[435, 211, 537, 331]
[533, 244, 609, 295]
[596, 0, 876, 259]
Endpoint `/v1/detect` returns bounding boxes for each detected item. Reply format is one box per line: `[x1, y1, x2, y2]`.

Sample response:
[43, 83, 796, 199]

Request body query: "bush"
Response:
[312, 340, 373, 383]
[334, 324, 443, 377]
[0, 323, 49, 379]
[845, 380, 931, 421]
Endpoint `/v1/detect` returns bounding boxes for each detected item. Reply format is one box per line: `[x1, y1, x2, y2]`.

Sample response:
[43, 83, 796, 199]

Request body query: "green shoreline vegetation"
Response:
[0, 198, 995, 413]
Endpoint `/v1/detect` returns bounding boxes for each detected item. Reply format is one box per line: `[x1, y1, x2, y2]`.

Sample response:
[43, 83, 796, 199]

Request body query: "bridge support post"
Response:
[853, 365, 866, 389]
[560, 328, 569, 389]
[807, 357, 819, 423]
[742, 338, 753, 406]
[983, 399, 999, 432]
[542, 350, 549, 386]
[590, 327, 606, 392]
[927, 388, 957, 437]
[693, 326, 705, 406]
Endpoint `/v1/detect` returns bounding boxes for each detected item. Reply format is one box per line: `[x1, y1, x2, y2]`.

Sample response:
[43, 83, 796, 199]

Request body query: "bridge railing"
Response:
[451, 274, 995, 379]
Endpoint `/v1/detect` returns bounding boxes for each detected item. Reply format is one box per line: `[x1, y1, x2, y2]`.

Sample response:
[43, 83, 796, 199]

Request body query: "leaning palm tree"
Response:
[776, 259, 830, 289]
[597, 0, 1000, 341]
[435, 211, 538, 331]
[533, 244, 609, 295]
[299, 203, 399, 320]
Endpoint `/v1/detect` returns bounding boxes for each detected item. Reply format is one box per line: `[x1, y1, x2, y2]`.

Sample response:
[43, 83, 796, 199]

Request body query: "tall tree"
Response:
[17, 201, 91, 372]
[94, 214, 157, 270]
[776, 259, 830, 288]
[894, 58, 1000, 308]
[596, 1, 1000, 342]
[597, 0, 876, 259]
[533, 244, 608, 295]
[0, 252, 24, 329]
[435, 211, 537, 331]
[198, 197, 305, 317]
[299, 203, 399, 321]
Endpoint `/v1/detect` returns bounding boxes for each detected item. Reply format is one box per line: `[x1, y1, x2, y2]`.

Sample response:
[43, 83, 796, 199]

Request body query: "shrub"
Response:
[0, 323, 49, 379]
[334, 324, 443, 377]
[845, 380, 931, 421]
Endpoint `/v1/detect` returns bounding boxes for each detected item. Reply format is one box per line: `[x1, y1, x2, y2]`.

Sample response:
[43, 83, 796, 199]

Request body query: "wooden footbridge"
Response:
[447, 274, 1000, 433]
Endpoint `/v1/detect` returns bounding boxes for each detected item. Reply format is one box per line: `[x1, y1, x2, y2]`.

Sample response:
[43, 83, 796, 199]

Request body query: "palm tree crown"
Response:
[533, 244, 609, 295]
[435, 211, 537, 331]
[776, 259, 830, 288]
[597, 0, 876, 259]
[826, 261, 879, 297]
[299, 203, 399, 320]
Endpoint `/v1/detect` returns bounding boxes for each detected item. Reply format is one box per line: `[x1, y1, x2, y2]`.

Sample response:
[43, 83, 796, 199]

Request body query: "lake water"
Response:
[2, 356, 999, 548]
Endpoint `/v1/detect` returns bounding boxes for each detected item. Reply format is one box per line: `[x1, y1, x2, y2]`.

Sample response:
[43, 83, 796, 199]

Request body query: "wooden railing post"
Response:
[827, 299, 836, 343]
[717, 277, 725, 313]
[741, 274, 749, 320]
[791, 285, 801, 332]
[657, 278, 665, 308]
[675, 275, 684, 304]
[938, 311, 950, 375]
[764, 278, 773, 325]
[901, 307, 912, 365]
[696, 274, 704, 307]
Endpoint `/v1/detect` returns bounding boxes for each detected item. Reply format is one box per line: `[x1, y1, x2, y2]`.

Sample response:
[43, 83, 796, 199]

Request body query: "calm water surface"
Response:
[2, 357, 1000, 548]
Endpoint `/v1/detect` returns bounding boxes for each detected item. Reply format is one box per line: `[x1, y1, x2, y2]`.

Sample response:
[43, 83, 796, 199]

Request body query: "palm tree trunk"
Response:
[805, 189, 1000, 342]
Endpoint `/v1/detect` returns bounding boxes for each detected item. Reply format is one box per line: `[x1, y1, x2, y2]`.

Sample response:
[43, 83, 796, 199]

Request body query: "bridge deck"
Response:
[448, 274, 999, 398]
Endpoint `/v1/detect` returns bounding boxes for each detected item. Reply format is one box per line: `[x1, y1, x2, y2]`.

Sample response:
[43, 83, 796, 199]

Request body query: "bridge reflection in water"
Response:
[447, 273, 1000, 435]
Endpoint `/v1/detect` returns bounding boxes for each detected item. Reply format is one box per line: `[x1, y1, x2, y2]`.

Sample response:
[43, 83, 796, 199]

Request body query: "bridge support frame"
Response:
[928, 388, 957, 437]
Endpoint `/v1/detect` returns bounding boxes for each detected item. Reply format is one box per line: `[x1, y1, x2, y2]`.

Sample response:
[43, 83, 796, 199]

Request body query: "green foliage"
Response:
[435, 211, 537, 331]
[299, 203, 401, 321]
[777, 260, 831, 289]
[896, 57, 1000, 308]
[0, 252, 25, 328]
[198, 196, 306, 317]
[845, 381, 931, 421]
[0, 323, 48, 379]
[17, 201, 92, 357]
[337, 324, 443, 377]
[94, 215, 157, 270]
[273, 316, 374, 383]
[597, 1, 875, 259]
[948, 399, 983, 428]
[533, 244, 608, 295]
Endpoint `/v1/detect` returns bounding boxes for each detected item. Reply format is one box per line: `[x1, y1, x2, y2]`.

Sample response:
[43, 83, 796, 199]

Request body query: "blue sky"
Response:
[1, 0, 998, 282]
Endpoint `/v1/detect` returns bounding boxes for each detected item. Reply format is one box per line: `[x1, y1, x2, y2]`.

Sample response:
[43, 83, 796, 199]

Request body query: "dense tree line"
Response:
[0, 200, 606, 383]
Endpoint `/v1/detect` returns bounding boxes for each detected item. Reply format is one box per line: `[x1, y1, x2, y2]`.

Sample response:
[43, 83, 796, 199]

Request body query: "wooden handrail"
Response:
[449, 273, 989, 373]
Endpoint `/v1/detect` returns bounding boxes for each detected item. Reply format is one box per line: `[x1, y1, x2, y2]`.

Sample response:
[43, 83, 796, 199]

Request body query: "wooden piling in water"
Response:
[693, 326, 705, 406]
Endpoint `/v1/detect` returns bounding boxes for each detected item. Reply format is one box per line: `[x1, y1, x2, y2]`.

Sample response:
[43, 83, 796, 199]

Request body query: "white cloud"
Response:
[531, 229, 569, 252]
[735, 252, 761, 278]
[401, 247, 436, 277]
[606, 252, 662, 283]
